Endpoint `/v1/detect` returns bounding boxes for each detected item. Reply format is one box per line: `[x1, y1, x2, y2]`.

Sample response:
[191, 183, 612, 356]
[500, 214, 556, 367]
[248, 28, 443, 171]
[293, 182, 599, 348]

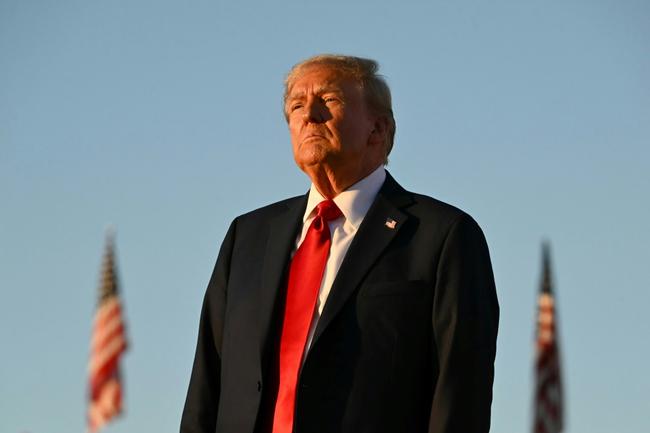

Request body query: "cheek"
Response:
[331, 116, 354, 138]
[338, 119, 370, 146]
[288, 122, 301, 144]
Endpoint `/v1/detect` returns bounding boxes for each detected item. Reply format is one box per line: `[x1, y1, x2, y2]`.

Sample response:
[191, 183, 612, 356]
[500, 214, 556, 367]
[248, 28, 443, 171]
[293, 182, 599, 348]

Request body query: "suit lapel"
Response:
[257, 195, 307, 359]
[310, 173, 413, 347]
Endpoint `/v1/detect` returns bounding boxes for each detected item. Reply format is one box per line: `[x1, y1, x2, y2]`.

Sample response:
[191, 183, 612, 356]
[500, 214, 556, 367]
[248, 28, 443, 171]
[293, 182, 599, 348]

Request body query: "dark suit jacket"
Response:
[181, 173, 499, 433]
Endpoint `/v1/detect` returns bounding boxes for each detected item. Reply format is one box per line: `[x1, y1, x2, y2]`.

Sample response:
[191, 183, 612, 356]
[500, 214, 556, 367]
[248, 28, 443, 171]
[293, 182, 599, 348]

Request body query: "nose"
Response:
[303, 97, 325, 123]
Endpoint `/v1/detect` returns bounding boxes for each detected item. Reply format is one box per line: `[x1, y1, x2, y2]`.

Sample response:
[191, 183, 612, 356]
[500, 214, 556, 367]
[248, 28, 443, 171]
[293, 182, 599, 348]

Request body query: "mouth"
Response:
[303, 134, 326, 142]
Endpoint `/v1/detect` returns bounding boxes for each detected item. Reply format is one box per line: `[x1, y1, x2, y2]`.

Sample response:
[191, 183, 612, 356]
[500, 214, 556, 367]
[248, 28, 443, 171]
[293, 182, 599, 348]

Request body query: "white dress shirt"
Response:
[296, 166, 387, 354]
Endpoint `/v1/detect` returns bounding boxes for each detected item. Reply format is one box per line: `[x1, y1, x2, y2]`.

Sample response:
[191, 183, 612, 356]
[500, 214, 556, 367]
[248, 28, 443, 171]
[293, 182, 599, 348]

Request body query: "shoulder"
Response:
[409, 191, 468, 221]
[390, 184, 494, 286]
[384, 173, 482, 234]
[228, 194, 306, 230]
[409, 191, 487, 248]
[238, 195, 304, 219]
[413, 190, 482, 226]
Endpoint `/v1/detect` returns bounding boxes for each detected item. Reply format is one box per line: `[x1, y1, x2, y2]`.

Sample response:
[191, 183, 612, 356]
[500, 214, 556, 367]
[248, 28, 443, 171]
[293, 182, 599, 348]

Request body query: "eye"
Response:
[324, 97, 338, 103]
[290, 103, 303, 112]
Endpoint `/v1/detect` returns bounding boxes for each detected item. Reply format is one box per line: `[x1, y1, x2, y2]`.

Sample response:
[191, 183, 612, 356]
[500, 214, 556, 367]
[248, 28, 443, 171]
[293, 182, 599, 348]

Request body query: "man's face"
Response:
[286, 65, 382, 179]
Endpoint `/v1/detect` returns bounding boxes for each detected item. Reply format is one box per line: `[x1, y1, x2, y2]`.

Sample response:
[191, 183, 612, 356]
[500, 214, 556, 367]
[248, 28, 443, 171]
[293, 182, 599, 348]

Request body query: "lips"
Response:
[304, 127, 328, 137]
[302, 132, 327, 143]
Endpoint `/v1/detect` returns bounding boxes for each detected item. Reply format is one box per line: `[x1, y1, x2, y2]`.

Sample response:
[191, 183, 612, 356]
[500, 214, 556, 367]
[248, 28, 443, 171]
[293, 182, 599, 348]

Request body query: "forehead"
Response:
[287, 65, 361, 97]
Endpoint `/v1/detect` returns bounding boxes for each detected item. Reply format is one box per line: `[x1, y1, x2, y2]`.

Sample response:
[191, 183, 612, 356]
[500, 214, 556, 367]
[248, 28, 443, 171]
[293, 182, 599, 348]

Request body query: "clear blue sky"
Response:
[1, 0, 648, 432]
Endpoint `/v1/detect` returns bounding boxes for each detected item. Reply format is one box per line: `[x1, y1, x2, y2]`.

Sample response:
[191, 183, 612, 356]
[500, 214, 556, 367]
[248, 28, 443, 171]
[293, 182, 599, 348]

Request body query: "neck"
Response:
[305, 163, 382, 199]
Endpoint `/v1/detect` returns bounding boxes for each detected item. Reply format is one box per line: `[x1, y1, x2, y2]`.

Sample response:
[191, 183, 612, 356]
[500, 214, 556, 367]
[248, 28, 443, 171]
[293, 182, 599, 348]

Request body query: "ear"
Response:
[367, 115, 389, 149]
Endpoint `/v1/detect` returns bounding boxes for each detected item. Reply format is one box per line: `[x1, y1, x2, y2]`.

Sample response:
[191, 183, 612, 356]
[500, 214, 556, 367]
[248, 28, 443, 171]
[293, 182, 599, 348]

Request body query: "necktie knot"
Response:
[315, 200, 342, 222]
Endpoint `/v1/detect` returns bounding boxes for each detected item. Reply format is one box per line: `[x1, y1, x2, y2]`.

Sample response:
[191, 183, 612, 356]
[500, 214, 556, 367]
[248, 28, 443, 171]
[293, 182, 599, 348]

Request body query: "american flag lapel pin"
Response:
[385, 218, 397, 229]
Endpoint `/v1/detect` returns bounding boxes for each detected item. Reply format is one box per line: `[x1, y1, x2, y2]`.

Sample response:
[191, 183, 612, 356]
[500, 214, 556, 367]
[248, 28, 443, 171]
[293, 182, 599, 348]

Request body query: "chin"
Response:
[294, 144, 330, 168]
[295, 156, 326, 173]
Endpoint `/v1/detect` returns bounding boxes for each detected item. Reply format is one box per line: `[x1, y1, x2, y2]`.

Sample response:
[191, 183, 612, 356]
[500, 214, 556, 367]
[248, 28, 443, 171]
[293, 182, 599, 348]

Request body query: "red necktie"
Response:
[271, 199, 342, 433]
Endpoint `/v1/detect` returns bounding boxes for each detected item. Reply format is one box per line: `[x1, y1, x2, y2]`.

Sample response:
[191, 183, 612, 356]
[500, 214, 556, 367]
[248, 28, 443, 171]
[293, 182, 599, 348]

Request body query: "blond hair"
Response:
[284, 54, 396, 160]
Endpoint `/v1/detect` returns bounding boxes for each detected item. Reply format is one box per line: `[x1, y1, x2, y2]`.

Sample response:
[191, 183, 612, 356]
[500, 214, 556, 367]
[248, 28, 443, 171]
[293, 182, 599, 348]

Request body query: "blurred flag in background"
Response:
[88, 229, 128, 432]
[533, 242, 564, 433]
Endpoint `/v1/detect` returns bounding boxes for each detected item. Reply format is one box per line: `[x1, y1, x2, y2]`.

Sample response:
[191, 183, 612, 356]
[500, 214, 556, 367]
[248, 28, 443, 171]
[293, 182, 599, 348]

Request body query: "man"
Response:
[181, 55, 499, 433]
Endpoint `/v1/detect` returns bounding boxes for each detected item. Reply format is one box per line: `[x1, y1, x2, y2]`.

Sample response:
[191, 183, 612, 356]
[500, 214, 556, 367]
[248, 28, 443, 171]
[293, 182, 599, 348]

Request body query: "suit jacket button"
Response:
[257, 381, 262, 392]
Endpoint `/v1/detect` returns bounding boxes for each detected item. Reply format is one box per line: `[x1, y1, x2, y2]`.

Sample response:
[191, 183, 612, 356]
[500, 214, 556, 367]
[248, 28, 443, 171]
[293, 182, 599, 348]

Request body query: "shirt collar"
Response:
[303, 166, 386, 229]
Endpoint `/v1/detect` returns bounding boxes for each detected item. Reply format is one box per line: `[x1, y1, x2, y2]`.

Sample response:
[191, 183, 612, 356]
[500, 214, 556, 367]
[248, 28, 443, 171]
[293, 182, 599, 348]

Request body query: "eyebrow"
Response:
[287, 84, 345, 101]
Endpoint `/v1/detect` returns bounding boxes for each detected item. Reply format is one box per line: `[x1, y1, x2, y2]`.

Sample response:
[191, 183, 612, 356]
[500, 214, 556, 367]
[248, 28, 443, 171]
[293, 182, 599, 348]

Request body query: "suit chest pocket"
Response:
[356, 280, 431, 339]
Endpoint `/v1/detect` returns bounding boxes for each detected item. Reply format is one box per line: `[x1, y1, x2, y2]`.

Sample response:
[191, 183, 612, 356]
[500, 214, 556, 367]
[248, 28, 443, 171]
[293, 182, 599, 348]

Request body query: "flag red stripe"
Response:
[91, 320, 126, 359]
[90, 334, 126, 394]
[92, 305, 122, 339]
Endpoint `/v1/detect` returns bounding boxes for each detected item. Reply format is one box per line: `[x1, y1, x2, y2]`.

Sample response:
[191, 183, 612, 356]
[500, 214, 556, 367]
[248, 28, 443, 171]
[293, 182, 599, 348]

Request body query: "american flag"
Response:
[88, 231, 128, 432]
[533, 243, 564, 433]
